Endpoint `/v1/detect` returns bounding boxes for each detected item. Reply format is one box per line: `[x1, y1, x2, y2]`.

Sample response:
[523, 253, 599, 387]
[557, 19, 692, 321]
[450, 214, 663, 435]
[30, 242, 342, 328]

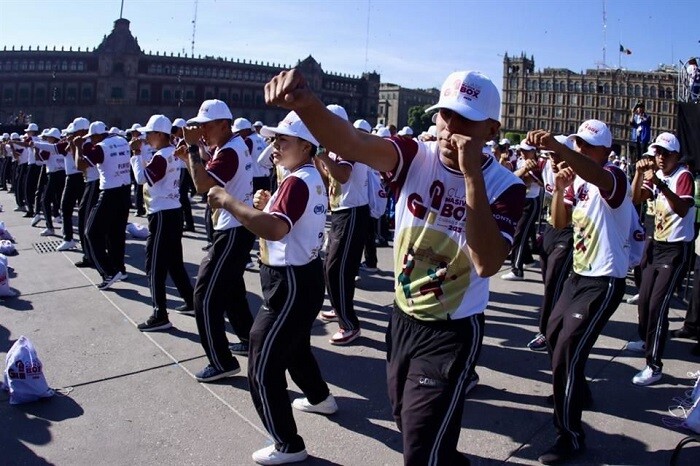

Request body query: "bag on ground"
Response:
[0, 239, 17, 256]
[0, 253, 13, 297]
[0, 221, 14, 242]
[126, 222, 149, 239]
[3, 336, 54, 404]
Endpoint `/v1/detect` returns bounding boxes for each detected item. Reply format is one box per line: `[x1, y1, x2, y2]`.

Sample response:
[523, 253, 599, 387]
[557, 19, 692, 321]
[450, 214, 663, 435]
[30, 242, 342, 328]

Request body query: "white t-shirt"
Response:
[247, 132, 270, 178]
[131, 145, 181, 214]
[83, 135, 132, 190]
[642, 165, 695, 242]
[564, 162, 632, 278]
[206, 135, 253, 230]
[259, 164, 327, 266]
[33, 141, 65, 173]
[515, 156, 543, 199]
[327, 153, 369, 211]
[386, 137, 525, 321]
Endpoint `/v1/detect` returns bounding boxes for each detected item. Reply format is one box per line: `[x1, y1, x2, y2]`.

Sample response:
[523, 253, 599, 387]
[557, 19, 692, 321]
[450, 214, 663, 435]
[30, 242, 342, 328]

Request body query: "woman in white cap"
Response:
[627, 132, 695, 386]
[130, 115, 194, 332]
[210, 110, 335, 465]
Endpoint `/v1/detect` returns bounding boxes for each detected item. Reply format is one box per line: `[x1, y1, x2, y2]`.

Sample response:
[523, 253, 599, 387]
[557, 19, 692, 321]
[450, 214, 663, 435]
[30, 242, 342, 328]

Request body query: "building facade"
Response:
[377, 83, 439, 129]
[0, 18, 380, 130]
[501, 53, 678, 150]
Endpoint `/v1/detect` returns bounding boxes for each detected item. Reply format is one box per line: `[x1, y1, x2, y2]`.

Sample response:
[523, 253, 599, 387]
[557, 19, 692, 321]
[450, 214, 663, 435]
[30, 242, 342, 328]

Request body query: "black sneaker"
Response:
[194, 364, 240, 383]
[670, 326, 698, 340]
[173, 303, 195, 315]
[538, 438, 585, 465]
[183, 225, 195, 232]
[464, 371, 479, 397]
[527, 333, 548, 352]
[74, 259, 94, 268]
[137, 315, 172, 332]
[229, 341, 249, 356]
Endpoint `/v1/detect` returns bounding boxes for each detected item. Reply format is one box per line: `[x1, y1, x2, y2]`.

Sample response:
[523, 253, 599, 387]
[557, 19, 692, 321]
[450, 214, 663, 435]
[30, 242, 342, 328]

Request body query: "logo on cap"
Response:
[582, 123, 600, 134]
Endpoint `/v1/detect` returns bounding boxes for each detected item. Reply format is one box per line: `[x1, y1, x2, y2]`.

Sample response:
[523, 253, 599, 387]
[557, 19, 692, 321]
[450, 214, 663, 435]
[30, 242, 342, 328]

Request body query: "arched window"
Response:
[650, 86, 657, 98]
[642, 85, 649, 97]
[603, 83, 610, 93]
[546, 80, 552, 91]
[627, 84, 633, 96]
[61, 60, 68, 71]
[665, 87, 673, 98]
[588, 82, 596, 93]
[634, 85, 641, 97]
[20, 61, 27, 71]
[574, 82, 581, 92]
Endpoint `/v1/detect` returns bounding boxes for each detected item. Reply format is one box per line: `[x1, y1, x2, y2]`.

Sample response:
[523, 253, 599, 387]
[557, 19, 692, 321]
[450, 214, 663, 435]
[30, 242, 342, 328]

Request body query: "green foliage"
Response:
[407, 105, 435, 134]
[504, 132, 523, 144]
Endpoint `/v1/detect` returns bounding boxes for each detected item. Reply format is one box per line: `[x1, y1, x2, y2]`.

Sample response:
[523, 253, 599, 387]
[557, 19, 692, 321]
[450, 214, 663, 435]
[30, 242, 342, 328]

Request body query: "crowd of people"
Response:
[1, 66, 699, 465]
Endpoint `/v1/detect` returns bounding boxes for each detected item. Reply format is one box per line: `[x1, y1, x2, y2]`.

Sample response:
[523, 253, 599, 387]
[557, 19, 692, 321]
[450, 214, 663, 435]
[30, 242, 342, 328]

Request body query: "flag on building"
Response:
[620, 44, 632, 55]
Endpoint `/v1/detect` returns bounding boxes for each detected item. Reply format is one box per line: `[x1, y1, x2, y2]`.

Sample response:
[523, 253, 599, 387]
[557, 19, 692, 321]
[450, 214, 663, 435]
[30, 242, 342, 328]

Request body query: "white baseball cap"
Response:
[498, 138, 510, 146]
[519, 141, 536, 151]
[24, 123, 39, 132]
[650, 132, 680, 153]
[374, 123, 385, 130]
[141, 115, 172, 134]
[428, 125, 438, 137]
[553, 134, 575, 151]
[642, 147, 657, 157]
[260, 111, 319, 146]
[86, 121, 108, 137]
[1, 133, 8, 140]
[570, 119, 612, 148]
[10, 132, 20, 140]
[327, 104, 349, 121]
[232, 117, 253, 132]
[40, 128, 49, 137]
[72, 117, 90, 132]
[375, 127, 391, 138]
[426, 70, 500, 122]
[128, 123, 144, 133]
[398, 126, 413, 136]
[45, 128, 61, 140]
[172, 118, 187, 128]
[109, 126, 122, 135]
[353, 119, 372, 133]
[187, 99, 233, 124]
[253, 120, 264, 127]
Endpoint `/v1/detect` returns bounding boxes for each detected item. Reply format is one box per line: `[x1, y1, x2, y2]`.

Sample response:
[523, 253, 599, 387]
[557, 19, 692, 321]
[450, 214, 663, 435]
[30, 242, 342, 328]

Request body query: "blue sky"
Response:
[0, 0, 698, 92]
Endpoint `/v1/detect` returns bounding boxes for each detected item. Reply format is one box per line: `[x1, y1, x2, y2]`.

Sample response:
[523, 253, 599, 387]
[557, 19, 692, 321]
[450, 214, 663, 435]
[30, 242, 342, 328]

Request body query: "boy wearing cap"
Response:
[502, 141, 543, 281]
[76, 121, 132, 290]
[528, 120, 633, 464]
[178, 99, 256, 382]
[210, 110, 335, 465]
[265, 68, 525, 465]
[627, 132, 694, 385]
[315, 104, 371, 345]
[130, 115, 194, 331]
[171, 118, 195, 232]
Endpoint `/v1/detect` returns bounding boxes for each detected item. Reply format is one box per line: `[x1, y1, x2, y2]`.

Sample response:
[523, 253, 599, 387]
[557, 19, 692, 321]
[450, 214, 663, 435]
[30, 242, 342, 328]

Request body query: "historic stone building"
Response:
[377, 83, 439, 129]
[501, 53, 678, 149]
[0, 18, 380, 130]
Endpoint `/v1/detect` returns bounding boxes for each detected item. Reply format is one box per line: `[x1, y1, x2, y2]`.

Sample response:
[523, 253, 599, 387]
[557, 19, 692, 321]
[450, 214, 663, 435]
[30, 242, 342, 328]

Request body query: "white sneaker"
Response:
[13, 206, 24, 212]
[53, 216, 62, 224]
[56, 240, 77, 251]
[632, 366, 662, 386]
[501, 271, 524, 281]
[252, 444, 307, 465]
[292, 394, 338, 415]
[626, 294, 639, 304]
[319, 309, 337, 322]
[626, 340, 646, 353]
[31, 214, 42, 227]
[40, 228, 55, 237]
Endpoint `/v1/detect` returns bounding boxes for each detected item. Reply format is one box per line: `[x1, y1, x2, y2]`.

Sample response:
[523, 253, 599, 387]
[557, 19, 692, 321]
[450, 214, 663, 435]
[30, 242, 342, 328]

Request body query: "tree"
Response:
[407, 105, 435, 135]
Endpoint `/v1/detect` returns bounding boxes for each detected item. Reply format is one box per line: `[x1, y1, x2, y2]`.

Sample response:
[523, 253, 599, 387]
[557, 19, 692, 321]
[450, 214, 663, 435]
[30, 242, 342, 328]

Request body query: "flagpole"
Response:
[119, 0, 124, 19]
[618, 19, 621, 69]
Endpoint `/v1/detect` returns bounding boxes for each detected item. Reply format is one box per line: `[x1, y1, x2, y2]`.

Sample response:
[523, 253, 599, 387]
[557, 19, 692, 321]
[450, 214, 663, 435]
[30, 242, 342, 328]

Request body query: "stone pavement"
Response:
[0, 188, 698, 465]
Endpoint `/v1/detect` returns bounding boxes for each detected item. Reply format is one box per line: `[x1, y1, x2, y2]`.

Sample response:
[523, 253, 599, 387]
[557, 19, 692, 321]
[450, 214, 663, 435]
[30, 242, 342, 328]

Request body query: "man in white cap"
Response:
[130, 114, 194, 331]
[397, 126, 414, 140]
[315, 104, 371, 346]
[233, 116, 270, 269]
[265, 68, 525, 465]
[75, 121, 132, 289]
[171, 118, 195, 232]
[71, 117, 101, 266]
[21, 123, 41, 219]
[252, 120, 264, 134]
[32, 128, 66, 236]
[528, 119, 633, 464]
[177, 99, 256, 382]
[0, 133, 11, 191]
[627, 132, 695, 386]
